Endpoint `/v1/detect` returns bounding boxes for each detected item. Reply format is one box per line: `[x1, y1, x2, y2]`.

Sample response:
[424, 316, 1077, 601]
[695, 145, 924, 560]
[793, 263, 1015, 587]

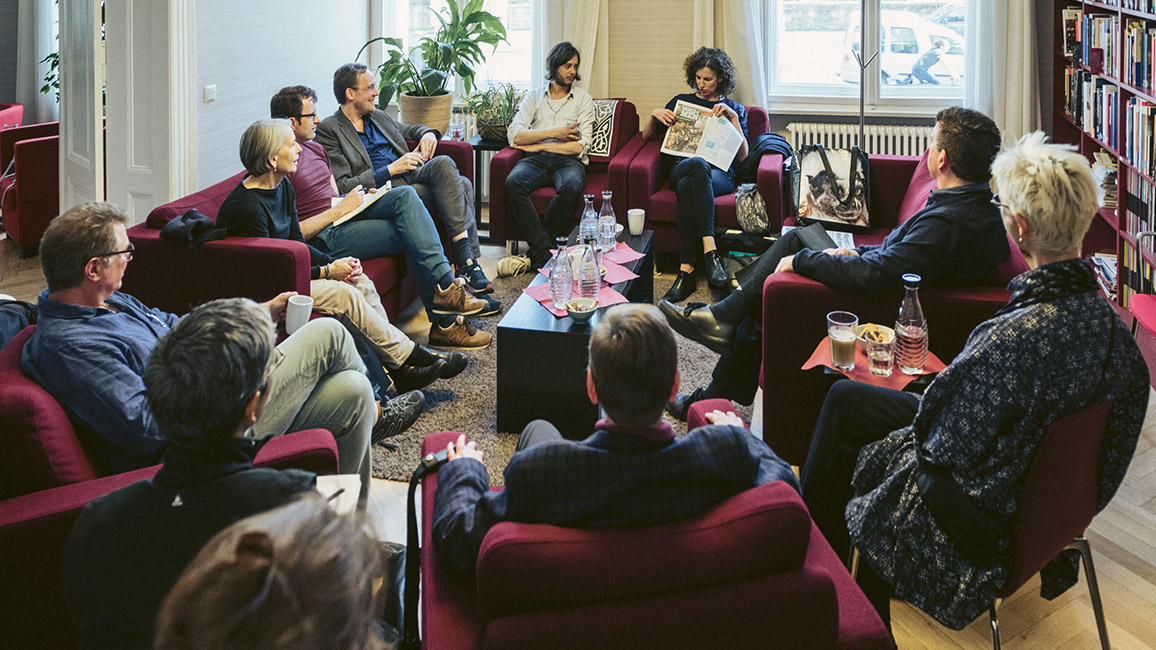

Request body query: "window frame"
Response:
[764, 0, 965, 117]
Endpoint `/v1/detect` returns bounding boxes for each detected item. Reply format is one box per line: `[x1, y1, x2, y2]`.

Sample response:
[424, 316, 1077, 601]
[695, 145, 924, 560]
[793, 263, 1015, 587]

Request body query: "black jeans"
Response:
[800, 380, 921, 628]
[505, 152, 587, 267]
[669, 156, 734, 265]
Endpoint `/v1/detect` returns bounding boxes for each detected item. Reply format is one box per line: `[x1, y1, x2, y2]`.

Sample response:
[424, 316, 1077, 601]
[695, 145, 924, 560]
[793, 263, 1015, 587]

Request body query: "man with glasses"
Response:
[22, 202, 402, 501]
[316, 63, 493, 299]
[660, 107, 1011, 417]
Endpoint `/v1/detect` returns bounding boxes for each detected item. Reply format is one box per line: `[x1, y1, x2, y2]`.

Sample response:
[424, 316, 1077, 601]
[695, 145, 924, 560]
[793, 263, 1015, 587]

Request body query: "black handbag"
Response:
[794, 144, 870, 231]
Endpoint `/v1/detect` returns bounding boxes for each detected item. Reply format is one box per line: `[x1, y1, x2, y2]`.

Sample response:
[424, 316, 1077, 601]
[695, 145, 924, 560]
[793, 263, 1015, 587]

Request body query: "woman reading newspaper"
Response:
[642, 47, 749, 302]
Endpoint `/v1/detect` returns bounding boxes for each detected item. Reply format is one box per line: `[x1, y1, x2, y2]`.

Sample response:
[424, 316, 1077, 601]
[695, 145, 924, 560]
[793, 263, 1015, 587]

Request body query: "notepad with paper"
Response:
[331, 181, 392, 227]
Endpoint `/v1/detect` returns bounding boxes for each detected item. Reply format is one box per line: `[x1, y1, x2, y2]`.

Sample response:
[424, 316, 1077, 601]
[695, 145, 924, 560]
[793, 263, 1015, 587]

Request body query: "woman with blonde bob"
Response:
[800, 132, 1150, 633]
[154, 494, 387, 650]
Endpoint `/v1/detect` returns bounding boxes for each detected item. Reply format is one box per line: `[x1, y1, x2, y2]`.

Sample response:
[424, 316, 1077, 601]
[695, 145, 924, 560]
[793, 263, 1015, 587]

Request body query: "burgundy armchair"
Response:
[758, 153, 1030, 465]
[0, 121, 59, 256]
[418, 431, 892, 650]
[627, 106, 789, 255]
[0, 325, 340, 650]
[487, 99, 644, 246]
[124, 140, 472, 316]
[0, 102, 24, 130]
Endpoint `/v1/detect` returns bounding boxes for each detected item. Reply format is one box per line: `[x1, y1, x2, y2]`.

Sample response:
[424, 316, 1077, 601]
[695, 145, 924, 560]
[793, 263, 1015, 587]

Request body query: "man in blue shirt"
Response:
[21, 202, 406, 500]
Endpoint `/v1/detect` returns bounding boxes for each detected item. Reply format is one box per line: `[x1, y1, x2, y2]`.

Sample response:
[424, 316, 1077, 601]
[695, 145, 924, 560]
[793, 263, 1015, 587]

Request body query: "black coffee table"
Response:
[496, 229, 654, 439]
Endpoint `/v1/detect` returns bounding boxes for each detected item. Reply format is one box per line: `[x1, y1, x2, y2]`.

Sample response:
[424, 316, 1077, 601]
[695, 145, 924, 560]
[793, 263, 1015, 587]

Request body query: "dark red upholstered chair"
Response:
[0, 326, 340, 649]
[758, 153, 1030, 465]
[123, 139, 472, 317]
[487, 99, 644, 247]
[0, 102, 24, 129]
[687, 396, 741, 430]
[626, 106, 790, 255]
[0, 121, 59, 256]
[418, 431, 891, 650]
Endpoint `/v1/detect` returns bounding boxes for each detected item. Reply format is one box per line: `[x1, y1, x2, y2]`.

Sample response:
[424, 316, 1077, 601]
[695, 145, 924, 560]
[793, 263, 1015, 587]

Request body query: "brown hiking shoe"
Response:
[432, 277, 486, 316]
[428, 316, 492, 350]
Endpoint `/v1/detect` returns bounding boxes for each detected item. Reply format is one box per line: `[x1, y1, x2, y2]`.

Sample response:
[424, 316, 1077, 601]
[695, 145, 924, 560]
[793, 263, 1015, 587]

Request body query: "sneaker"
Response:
[496, 254, 532, 278]
[473, 293, 502, 317]
[372, 390, 425, 445]
[432, 277, 486, 316]
[457, 259, 494, 294]
[428, 316, 492, 349]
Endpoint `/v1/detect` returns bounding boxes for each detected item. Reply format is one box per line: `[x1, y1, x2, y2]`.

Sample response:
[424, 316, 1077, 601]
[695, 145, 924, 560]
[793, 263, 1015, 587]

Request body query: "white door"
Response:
[59, 0, 105, 210]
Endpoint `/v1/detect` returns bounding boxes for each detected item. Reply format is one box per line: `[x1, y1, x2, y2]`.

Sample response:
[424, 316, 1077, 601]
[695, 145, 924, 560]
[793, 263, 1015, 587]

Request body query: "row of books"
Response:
[1125, 95, 1156, 175]
[1119, 244, 1153, 307]
[1094, 152, 1119, 209]
[1123, 19, 1156, 91]
[1122, 0, 1154, 14]
[1081, 13, 1120, 74]
[1123, 166, 1155, 237]
[1066, 67, 1120, 148]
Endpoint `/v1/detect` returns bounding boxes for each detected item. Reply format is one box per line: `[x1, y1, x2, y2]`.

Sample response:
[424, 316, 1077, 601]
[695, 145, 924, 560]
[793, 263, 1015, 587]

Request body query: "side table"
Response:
[468, 134, 507, 233]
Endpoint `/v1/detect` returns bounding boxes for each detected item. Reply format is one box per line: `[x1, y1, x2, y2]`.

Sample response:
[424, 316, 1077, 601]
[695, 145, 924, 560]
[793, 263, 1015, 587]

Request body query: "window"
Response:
[767, 0, 967, 112]
[392, 0, 533, 91]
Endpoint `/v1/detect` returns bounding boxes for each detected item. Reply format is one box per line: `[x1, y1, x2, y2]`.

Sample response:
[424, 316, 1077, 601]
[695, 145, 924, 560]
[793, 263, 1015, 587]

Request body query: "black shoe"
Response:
[658, 300, 735, 355]
[662, 270, 697, 303]
[705, 250, 728, 290]
[411, 343, 469, 379]
[665, 388, 707, 422]
[372, 390, 425, 445]
[390, 358, 447, 393]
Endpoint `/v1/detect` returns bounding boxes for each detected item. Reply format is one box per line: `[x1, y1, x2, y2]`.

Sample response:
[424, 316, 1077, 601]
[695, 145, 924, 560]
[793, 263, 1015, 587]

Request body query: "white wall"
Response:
[193, 0, 370, 189]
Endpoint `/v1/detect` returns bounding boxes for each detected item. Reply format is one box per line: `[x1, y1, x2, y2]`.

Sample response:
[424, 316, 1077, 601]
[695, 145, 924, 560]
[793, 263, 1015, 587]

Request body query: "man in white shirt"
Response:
[503, 42, 595, 270]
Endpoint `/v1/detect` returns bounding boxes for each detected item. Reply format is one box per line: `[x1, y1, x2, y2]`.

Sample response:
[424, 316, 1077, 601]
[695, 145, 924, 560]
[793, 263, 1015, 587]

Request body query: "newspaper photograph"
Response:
[660, 99, 744, 170]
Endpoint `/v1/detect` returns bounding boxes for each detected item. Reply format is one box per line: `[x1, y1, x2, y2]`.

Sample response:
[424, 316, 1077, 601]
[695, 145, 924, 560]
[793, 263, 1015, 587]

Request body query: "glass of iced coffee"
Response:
[827, 311, 858, 371]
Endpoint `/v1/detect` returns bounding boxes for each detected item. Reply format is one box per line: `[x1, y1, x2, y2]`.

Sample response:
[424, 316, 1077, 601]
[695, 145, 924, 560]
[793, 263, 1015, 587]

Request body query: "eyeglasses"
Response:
[297, 112, 317, 120]
[94, 243, 135, 261]
[990, 194, 1010, 211]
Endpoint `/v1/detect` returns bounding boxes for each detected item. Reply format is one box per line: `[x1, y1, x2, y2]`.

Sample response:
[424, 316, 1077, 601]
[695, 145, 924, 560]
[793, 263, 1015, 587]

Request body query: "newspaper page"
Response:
[660, 100, 744, 170]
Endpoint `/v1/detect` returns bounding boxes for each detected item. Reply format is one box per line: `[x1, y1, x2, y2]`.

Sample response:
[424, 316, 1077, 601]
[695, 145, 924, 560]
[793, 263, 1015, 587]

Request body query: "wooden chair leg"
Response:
[1070, 537, 1111, 650]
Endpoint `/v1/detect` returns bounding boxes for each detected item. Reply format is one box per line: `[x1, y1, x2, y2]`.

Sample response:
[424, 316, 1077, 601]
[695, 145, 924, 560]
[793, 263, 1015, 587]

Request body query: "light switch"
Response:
[203, 85, 217, 103]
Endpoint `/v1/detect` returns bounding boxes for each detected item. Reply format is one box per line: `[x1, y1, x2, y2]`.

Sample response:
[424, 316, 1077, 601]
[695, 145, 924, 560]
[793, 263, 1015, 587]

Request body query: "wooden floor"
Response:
[3, 231, 1156, 649]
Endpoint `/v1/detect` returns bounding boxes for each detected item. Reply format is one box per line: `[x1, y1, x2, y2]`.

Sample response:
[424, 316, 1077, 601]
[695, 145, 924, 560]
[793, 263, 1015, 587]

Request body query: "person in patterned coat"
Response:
[800, 132, 1150, 632]
[430, 303, 799, 579]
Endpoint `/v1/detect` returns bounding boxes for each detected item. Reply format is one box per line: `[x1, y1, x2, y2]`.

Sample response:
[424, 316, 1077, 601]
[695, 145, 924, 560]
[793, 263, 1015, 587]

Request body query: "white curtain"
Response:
[964, 0, 1039, 141]
[540, 0, 608, 98]
[689, 0, 766, 109]
[15, 0, 59, 124]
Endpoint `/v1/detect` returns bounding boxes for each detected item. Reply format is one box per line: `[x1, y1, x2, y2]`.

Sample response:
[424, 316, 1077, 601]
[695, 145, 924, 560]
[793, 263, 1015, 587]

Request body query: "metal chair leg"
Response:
[989, 598, 1002, 650]
[1070, 537, 1112, 650]
[506, 241, 519, 256]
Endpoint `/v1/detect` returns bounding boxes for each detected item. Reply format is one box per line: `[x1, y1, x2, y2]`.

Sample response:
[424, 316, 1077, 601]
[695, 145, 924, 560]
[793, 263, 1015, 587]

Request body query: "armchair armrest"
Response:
[755, 152, 788, 230]
[3, 135, 60, 249]
[407, 138, 474, 182]
[254, 429, 339, 475]
[607, 133, 647, 219]
[123, 225, 312, 316]
[487, 146, 527, 243]
[627, 139, 666, 212]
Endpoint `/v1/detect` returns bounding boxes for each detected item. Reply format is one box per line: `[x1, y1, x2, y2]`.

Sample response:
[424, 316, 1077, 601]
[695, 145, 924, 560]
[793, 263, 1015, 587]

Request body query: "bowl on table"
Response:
[855, 323, 895, 350]
[565, 298, 598, 324]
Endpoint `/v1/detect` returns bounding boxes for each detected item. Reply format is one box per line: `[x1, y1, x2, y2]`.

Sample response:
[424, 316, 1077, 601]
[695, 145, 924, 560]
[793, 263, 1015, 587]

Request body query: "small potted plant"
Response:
[464, 83, 526, 144]
[357, 0, 507, 136]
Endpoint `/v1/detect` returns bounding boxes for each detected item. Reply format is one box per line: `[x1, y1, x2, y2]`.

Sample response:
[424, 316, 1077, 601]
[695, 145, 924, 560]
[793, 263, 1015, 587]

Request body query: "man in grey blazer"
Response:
[316, 62, 492, 294]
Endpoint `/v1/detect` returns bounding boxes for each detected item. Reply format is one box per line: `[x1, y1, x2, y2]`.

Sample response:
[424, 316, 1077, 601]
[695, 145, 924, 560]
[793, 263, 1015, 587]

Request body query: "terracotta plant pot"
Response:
[398, 92, 453, 138]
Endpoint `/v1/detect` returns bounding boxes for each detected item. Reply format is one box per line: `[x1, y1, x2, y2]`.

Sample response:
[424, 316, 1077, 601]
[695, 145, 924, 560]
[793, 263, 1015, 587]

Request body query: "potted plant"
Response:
[464, 83, 526, 143]
[357, 0, 507, 136]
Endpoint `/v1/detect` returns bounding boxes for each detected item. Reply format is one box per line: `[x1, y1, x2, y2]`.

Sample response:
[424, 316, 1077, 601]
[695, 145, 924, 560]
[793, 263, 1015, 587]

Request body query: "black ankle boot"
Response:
[705, 250, 728, 289]
[662, 270, 697, 303]
[390, 358, 447, 393]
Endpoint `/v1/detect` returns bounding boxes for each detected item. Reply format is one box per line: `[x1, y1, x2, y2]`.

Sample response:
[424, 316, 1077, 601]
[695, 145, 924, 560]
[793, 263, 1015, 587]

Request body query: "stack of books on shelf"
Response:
[1091, 252, 1119, 301]
[1123, 18, 1156, 93]
[1067, 67, 1119, 147]
[1094, 152, 1118, 209]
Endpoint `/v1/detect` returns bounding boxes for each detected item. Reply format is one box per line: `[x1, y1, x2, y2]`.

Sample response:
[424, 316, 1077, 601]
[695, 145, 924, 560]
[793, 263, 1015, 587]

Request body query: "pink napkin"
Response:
[802, 336, 947, 390]
[604, 241, 644, 265]
[537, 259, 639, 284]
[523, 283, 630, 318]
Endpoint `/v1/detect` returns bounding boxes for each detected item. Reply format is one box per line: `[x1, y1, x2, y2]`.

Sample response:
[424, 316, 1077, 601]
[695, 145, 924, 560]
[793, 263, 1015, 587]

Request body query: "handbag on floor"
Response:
[794, 144, 870, 231]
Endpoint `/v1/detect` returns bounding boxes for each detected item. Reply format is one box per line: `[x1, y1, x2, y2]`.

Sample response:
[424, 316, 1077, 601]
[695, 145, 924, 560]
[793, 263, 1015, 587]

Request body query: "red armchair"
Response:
[0, 103, 24, 130]
[757, 154, 1030, 465]
[487, 99, 644, 246]
[418, 431, 892, 650]
[124, 140, 473, 316]
[627, 106, 789, 255]
[0, 121, 59, 256]
[0, 325, 340, 650]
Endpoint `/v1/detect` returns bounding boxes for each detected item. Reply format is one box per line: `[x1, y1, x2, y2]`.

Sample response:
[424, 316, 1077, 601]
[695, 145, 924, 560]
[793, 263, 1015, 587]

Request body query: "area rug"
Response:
[370, 269, 752, 482]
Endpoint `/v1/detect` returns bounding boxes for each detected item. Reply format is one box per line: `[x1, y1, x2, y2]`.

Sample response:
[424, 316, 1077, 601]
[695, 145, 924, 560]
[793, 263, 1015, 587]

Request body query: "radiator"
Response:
[786, 122, 933, 156]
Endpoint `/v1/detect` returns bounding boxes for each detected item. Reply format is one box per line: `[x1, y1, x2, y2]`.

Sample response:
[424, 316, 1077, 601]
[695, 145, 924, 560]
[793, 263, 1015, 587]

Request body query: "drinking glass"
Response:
[827, 311, 858, 371]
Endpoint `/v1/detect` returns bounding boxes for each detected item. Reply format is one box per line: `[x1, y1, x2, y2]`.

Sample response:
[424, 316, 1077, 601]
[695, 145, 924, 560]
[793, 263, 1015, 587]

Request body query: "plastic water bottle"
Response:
[895, 273, 928, 375]
[578, 194, 598, 245]
[578, 236, 601, 301]
[598, 190, 617, 253]
[549, 236, 573, 309]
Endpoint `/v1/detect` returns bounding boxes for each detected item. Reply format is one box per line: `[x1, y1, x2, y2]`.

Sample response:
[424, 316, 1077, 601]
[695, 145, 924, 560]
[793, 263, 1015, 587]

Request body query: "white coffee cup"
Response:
[286, 295, 314, 335]
[627, 208, 645, 236]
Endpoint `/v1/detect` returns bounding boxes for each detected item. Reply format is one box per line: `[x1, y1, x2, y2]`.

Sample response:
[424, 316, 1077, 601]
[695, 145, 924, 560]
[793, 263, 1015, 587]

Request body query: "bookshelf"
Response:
[1054, 0, 1156, 308]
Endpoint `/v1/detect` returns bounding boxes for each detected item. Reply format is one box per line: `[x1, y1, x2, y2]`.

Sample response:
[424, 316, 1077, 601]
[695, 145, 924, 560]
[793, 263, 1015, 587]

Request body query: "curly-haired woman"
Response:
[642, 47, 749, 302]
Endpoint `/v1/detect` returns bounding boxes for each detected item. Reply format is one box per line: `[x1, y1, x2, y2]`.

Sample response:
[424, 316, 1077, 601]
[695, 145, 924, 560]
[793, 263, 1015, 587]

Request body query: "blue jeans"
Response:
[505, 152, 587, 267]
[668, 156, 734, 265]
[310, 185, 453, 320]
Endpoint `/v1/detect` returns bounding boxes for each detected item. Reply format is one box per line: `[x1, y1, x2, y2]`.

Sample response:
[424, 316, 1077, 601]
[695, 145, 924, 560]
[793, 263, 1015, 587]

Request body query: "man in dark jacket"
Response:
[432, 304, 799, 579]
[660, 106, 1010, 415]
[61, 298, 321, 650]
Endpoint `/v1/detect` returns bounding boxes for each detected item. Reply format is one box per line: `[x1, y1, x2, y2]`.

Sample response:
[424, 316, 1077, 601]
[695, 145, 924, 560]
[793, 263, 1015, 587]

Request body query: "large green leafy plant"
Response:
[357, 0, 507, 109]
